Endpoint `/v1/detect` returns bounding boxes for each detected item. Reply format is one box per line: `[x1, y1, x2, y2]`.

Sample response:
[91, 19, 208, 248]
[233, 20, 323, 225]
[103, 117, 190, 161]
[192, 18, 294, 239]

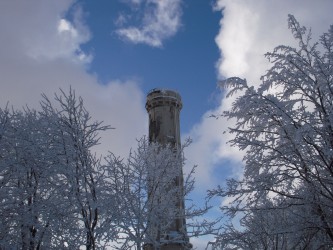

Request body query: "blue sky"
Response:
[76, 0, 221, 132]
[0, 0, 333, 248]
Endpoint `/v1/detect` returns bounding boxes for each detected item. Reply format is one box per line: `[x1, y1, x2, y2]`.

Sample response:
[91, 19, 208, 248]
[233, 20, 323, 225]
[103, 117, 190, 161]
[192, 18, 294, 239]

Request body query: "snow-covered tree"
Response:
[209, 15, 333, 249]
[0, 105, 77, 249]
[105, 137, 213, 250]
[40, 89, 112, 249]
[0, 89, 111, 249]
[104, 137, 186, 249]
[0, 88, 214, 249]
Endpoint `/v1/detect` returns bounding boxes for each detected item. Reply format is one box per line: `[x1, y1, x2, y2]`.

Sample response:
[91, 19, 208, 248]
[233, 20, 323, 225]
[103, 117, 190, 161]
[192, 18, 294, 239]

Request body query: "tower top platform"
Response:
[146, 89, 182, 111]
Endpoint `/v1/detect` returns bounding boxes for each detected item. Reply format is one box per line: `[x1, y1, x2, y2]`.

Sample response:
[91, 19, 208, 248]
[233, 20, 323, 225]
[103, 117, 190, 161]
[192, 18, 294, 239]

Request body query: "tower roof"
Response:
[146, 88, 182, 111]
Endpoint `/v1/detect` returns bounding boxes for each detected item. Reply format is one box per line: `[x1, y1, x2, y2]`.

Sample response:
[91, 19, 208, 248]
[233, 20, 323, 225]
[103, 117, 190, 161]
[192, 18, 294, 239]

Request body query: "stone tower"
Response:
[144, 89, 192, 250]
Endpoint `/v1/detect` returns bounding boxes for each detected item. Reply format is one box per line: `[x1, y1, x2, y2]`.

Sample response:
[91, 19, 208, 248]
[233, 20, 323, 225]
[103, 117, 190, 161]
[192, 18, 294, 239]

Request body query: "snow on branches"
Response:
[211, 15, 333, 249]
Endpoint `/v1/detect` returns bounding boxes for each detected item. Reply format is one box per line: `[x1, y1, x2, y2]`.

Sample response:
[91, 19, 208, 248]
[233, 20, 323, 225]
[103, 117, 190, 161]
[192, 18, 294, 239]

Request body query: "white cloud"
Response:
[120, 0, 143, 6]
[185, 0, 333, 192]
[116, 0, 183, 47]
[215, 0, 333, 83]
[0, 1, 91, 64]
[0, 0, 147, 159]
[183, 98, 245, 195]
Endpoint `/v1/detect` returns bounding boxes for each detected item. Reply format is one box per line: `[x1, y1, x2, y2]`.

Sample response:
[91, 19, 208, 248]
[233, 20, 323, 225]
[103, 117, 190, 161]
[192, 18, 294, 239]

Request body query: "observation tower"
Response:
[144, 89, 192, 250]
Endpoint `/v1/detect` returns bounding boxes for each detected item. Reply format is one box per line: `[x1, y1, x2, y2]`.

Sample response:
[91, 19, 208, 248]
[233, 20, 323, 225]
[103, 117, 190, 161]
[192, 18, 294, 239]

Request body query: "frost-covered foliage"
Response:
[0, 89, 111, 249]
[210, 15, 333, 249]
[0, 89, 212, 249]
[104, 138, 212, 250]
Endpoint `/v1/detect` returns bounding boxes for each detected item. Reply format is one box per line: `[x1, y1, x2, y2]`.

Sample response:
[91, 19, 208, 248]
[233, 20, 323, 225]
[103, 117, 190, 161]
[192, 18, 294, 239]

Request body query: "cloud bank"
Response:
[116, 0, 183, 47]
[215, 0, 333, 83]
[185, 0, 333, 192]
[0, 0, 147, 158]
